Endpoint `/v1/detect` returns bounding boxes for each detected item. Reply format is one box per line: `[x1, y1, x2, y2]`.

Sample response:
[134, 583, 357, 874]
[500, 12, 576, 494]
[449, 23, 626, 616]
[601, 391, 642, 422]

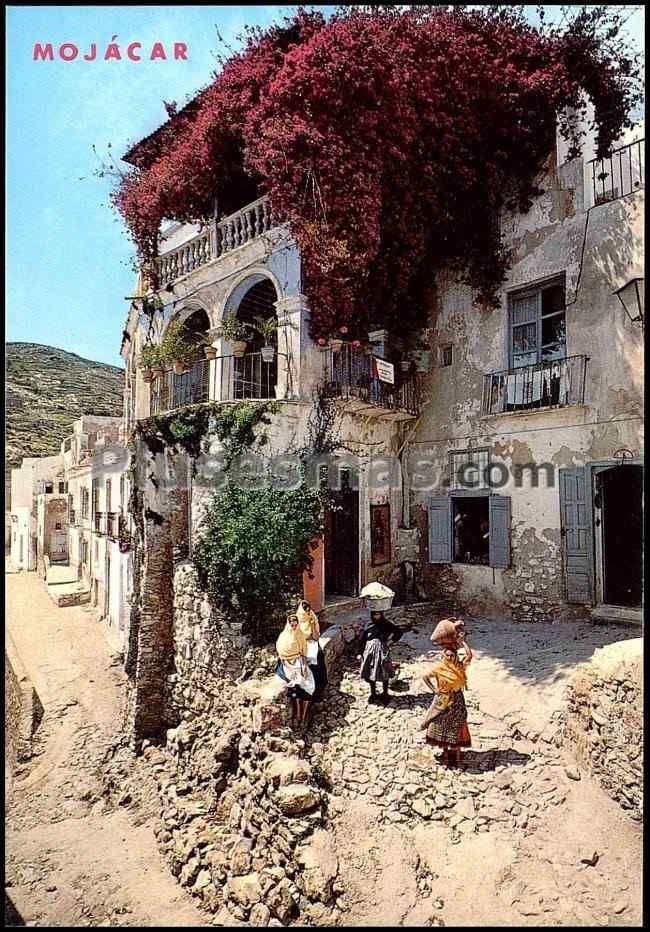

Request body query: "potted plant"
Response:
[252, 315, 279, 363]
[202, 340, 218, 361]
[139, 342, 162, 382]
[160, 319, 197, 374]
[218, 316, 254, 358]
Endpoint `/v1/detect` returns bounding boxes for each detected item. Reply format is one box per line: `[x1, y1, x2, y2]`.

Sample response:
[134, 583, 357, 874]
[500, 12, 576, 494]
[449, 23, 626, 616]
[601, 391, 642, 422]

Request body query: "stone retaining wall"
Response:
[5, 636, 43, 800]
[562, 638, 642, 822]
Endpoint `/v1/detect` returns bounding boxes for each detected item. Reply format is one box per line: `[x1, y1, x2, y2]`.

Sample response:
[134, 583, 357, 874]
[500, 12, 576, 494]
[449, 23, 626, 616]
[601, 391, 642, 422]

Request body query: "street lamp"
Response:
[614, 277, 644, 326]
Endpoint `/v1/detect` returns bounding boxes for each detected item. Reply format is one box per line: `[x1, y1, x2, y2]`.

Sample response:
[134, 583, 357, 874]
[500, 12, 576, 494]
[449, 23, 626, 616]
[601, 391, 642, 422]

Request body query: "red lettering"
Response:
[150, 42, 167, 61]
[59, 43, 79, 61]
[174, 42, 188, 61]
[33, 43, 54, 61]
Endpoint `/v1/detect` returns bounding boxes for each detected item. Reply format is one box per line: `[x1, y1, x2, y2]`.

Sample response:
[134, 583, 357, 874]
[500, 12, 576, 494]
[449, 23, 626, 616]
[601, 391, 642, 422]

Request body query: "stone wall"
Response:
[562, 638, 642, 822]
[5, 636, 43, 800]
[166, 562, 251, 723]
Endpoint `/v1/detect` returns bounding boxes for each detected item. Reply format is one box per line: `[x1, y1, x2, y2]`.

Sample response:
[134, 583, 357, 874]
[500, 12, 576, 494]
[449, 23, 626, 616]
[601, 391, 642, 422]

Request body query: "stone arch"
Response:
[220, 268, 283, 323]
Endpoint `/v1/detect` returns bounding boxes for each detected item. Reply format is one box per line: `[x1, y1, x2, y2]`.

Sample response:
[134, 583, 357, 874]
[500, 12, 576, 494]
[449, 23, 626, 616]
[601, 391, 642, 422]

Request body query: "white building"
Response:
[9, 455, 64, 572]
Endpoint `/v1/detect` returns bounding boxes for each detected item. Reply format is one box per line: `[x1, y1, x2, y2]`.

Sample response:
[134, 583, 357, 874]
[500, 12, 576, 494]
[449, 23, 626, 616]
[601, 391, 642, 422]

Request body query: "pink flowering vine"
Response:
[112, 6, 641, 339]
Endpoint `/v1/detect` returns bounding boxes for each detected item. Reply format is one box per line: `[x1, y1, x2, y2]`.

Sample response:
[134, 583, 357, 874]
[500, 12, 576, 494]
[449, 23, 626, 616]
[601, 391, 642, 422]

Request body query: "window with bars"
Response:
[508, 275, 566, 368]
[449, 448, 491, 491]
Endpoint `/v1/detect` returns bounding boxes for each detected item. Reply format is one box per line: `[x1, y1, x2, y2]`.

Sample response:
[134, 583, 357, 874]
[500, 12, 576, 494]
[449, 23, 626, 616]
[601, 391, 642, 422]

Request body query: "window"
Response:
[508, 275, 566, 368]
[55, 522, 62, 531]
[44, 481, 53, 494]
[81, 487, 90, 519]
[91, 478, 99, 518]
[58, 481, 66, 494]
[428, 494, 511, 568]
[119, 475, 125, 512]
[106, 479, 112, 513]
[440, 345, 453, 367]
[370, 503, 391, 567]
[453, 497, 489, 565]
[449, 448, 490, 491]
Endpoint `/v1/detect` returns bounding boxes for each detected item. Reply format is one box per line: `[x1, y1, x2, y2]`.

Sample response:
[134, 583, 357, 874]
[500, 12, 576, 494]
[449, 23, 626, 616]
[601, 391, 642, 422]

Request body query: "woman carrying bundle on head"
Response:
[297, 599, 328, 701]
[420, 618, 472, 767]
[275, 613, 315, 729]
[358, 582, 402, 704]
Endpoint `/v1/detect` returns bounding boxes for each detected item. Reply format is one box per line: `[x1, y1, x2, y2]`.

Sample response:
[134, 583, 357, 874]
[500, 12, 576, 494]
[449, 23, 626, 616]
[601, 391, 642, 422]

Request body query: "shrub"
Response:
[192, 479, 323, 642]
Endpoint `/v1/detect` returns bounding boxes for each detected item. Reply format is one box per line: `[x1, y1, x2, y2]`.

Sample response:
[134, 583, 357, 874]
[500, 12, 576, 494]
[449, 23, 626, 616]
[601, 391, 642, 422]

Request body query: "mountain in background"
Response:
[5, 343, 125, 506]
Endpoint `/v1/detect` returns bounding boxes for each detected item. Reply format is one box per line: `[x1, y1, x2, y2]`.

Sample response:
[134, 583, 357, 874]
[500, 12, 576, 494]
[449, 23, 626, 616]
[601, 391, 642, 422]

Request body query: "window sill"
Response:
[479, 403, 587, 421]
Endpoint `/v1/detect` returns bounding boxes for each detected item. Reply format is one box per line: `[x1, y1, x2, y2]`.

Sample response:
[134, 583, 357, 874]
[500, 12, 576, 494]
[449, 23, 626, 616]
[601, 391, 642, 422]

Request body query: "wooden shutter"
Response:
[559, 467, 594, 604]
[428, 496, 452, 563]
[489, 495, 511, 568]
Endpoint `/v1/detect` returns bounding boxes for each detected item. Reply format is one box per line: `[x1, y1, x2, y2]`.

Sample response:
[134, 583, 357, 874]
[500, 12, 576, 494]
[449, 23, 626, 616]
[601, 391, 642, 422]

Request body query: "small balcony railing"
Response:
[150, 359, 210, 415]
[219, 353, 278, 402]
[588, 138, 644, 206]
[150, 353, 280, 414]
[156, 196, 276, 287]
[482, 355, 588, 415]
[320, 345, 419, 418]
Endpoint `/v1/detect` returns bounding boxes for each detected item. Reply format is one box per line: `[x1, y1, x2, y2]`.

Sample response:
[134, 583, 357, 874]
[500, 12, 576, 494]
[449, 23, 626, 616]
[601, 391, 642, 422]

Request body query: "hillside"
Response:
[5, 343, 124, 505]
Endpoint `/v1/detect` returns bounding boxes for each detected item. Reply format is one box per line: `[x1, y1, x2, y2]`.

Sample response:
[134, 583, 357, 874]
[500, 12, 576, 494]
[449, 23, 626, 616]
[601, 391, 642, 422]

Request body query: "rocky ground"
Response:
[5, 572, 642, 927]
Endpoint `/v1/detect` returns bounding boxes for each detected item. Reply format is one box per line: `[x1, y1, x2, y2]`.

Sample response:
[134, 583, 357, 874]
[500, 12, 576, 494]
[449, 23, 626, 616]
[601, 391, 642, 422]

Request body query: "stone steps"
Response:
[590, 605, 643, 627]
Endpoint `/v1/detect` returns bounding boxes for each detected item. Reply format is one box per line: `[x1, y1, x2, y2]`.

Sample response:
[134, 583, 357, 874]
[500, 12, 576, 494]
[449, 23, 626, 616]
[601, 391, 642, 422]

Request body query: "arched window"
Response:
[231, 278, 278, 399]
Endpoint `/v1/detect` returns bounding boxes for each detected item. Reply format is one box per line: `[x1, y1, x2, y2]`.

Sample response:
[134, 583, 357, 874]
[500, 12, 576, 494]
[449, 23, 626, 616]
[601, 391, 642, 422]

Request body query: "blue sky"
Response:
[6, 5, 644, 368]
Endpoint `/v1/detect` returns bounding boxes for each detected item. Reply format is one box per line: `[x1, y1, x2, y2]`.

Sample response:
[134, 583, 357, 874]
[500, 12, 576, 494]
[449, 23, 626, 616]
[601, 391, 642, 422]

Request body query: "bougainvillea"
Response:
[113, 5, 641, 338]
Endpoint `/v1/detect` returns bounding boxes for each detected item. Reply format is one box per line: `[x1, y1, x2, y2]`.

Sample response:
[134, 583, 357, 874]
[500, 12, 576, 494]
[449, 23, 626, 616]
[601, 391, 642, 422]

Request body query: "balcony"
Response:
[587, 138, 644, 206]
[150, 353, 280, 415]
[320, 345, 419, 420]
[482, 355, 588, 416]
[156, 196, 277, 288]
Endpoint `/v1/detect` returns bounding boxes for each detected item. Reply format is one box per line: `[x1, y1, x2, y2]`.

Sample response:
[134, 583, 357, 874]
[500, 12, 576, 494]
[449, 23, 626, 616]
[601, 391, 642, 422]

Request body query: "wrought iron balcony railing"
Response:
[482, 355, 588, 415]
[588, 138, 644, 206]
[155, 196, 276, 287]
[150, 359, 210, 415]
[150, 352, 280, 414]
[320, 345, 419, 418]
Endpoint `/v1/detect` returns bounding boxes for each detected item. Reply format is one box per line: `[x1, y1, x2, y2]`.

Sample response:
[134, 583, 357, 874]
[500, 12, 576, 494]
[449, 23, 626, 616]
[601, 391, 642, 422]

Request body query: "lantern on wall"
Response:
[614, 277, 644, 326]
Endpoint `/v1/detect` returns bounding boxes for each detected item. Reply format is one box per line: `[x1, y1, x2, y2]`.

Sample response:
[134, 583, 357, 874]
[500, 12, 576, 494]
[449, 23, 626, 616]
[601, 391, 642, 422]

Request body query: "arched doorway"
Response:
[228, 278, 278, 400]
[167, 308, 211, 410]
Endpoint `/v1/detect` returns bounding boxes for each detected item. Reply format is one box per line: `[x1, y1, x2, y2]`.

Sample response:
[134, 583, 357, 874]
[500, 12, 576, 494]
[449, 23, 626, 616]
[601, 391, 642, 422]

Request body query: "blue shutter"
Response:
[489, 495, 511, 568]
[428, 496, 452, 563]
[559, 467, 594, 604]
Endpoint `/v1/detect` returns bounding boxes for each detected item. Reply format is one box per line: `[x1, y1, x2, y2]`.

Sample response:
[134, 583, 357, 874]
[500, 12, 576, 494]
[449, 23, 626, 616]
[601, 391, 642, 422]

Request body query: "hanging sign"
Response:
[373, 357, 394, 384]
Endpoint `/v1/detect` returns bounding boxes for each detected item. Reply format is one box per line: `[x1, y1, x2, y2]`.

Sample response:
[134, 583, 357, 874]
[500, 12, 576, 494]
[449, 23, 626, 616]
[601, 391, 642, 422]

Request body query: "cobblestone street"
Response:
[304, 616, 643, 926]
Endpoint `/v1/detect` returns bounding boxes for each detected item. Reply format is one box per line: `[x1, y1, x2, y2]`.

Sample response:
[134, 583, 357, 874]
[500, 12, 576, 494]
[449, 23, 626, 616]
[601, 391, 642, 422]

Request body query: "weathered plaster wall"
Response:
[410, 142, 644, 619]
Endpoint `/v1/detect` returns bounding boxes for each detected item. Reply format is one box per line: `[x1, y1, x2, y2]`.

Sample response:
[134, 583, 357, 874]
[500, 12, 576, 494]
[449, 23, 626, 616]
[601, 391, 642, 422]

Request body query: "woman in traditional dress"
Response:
[420, 618, 472, 767]
[275, 614, 315, 728]
[359, 610, 403, 704]
[297, 599, 328, 701]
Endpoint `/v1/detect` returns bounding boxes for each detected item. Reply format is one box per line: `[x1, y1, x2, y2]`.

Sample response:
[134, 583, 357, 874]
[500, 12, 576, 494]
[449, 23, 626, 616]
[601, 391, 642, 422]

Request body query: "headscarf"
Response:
[429, 652, 467, 693]
[297, 601, 320, 640]
[431, 618, 465, 648]
[276, 615, 307, 662]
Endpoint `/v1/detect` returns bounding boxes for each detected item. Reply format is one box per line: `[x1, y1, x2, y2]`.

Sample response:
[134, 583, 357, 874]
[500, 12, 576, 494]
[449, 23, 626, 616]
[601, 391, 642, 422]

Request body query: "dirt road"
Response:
[5, 572, 207, 927]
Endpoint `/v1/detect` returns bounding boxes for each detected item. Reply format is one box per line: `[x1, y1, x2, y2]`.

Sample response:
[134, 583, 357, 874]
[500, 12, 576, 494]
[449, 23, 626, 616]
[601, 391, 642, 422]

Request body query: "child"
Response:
[420, 618, 472, 766]
[359, 609, 403, 704]
[275, 613, 315, 729]
[297, 599, 328, 701]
